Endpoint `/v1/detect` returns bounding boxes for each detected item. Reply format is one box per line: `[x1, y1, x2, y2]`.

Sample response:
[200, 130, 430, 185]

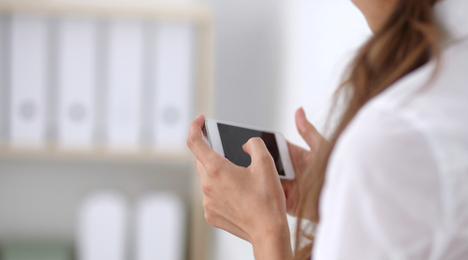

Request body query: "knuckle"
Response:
[200, 181, 212, 194]
[205, 163, 221, 177]
[260, 153, 273, 163]
[186, 123, 200, 148]
[186, 137, 193, 149]
[202, 197, 209, 208]
[203, 200, 214, 214]
[204, 212, 216, 227]
[299, 124, 309, 134]
[186, 133, 195, 149]
[202, 198, 218, 227]
[189, 120, 197, 129]
[299, 128, 307, 136]
[249, 137, 262, 145]
[204, 212, 211, 223]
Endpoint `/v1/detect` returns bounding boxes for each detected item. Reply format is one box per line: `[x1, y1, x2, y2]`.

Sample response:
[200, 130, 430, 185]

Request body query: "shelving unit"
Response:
[0, 1, 214, 260]
[0, 144, 192, 164]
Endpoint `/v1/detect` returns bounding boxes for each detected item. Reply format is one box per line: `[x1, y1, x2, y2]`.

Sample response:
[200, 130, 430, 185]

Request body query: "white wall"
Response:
[279, 2, 370, 256]
[279, 0, 371, 146]
[208, 0, 371, 259]
[202, 0, 282, 258]
[206, 0, 283, 129]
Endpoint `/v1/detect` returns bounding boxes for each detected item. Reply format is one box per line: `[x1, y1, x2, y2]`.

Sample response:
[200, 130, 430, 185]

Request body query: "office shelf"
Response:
[0, 143, 193, 164]
[0, 1, 213, 260]
[0, 0, 212, 24]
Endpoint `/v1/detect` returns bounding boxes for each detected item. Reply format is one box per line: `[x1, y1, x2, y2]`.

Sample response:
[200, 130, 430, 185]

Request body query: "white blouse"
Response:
[313, 0, 468, 259]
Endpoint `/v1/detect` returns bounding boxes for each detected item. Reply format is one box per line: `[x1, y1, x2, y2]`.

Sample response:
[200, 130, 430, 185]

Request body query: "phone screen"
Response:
[217, 123, 285, 176]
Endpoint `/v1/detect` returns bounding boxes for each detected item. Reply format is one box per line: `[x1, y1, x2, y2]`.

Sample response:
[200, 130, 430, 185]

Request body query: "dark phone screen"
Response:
[217, 123, 285, 176]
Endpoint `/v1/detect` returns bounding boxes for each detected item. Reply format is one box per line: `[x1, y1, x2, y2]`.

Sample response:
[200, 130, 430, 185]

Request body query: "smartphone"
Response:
[203, 119, 295, 180]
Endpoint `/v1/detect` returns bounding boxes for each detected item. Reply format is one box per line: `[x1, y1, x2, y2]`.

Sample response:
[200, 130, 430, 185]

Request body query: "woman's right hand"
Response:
[282, 108, 326, 220]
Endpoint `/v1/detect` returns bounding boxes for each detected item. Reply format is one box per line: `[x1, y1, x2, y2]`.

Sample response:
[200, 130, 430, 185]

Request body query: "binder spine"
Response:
[107, 20, 144, 149]
[57, 18, 97, 148]
[0, 17, 7, 142]
[153, 22, 195, 150]
[10, 15, 49, 147]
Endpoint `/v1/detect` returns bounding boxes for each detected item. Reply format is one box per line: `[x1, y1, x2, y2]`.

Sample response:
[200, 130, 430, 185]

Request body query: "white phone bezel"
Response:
[204, 119, 295, 180]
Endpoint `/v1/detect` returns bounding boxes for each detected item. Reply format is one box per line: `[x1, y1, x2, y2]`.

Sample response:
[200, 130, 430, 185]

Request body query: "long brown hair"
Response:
[294, 0, 441, 258]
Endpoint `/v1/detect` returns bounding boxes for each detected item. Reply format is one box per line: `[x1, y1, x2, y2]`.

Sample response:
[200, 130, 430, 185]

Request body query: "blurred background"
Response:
[0, 0, 371, 259]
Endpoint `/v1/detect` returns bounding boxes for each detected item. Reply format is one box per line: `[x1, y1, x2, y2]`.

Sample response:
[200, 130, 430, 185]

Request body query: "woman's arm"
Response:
[187, 114, 293, 260]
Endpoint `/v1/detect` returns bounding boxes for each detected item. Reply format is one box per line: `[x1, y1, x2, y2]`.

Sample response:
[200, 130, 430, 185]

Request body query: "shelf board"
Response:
[0, 143, 193, 164]
[0, 0, 213, 23]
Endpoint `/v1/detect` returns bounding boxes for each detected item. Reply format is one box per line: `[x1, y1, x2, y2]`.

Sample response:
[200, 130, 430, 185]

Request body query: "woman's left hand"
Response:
[187, 114, 292, 260]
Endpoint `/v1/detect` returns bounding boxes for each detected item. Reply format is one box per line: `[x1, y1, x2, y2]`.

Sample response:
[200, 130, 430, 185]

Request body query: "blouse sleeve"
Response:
[313, 107, 442, 260]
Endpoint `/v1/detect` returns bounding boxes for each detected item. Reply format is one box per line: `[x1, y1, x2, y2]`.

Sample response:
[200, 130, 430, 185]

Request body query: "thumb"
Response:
[242, 137, 275, 168]
[295, 107, 320, 151]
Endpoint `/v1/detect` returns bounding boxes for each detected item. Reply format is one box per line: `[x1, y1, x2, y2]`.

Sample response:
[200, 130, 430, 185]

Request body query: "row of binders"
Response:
[78, 191, 185, 260]
[0, 14, 195, 151]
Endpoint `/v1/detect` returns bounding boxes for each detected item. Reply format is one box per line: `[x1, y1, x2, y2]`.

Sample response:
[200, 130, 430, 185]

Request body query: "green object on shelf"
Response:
[2, 242, 71, 260]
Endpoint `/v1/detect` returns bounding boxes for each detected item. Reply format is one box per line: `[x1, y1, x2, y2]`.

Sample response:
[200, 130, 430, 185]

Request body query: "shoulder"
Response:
[315, 105, 443, 259]
[327, 104, 438, 188]
[331, 36, 468, 178]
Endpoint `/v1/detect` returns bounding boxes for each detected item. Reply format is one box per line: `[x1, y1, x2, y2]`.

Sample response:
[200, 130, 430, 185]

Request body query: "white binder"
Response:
[10, 15, 48, 147]
[0, 18, 5, 142]
[153, 22, 194, 150]
[135, 192, 186, 260]
[57, 18, 97, 149]
[77, 192, 128, 260]
[107, 20, 144, 150]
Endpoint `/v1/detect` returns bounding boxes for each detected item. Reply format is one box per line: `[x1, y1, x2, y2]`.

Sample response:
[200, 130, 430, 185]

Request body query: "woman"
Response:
[187, 0, 468, 259]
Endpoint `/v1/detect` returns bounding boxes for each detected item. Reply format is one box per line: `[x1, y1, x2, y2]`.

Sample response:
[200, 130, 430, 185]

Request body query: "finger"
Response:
[287, 141, 310, 175]
[287, 141, 305, 163]
[242, 137, 275, 169]
[187, 114, 224, 166]
[295, 107, 320, 151]
[281, 181, 299, 216]
[195, 159, 207, 179]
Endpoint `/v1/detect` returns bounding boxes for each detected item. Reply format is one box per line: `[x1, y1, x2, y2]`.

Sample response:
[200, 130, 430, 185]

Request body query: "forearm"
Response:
[251, 220, 293, 260]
